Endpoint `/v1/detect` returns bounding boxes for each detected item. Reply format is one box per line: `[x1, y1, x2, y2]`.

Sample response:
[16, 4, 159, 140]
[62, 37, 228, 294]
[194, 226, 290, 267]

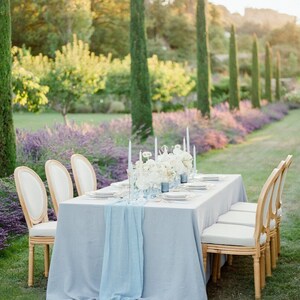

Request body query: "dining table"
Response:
[46, 174, 247, 300]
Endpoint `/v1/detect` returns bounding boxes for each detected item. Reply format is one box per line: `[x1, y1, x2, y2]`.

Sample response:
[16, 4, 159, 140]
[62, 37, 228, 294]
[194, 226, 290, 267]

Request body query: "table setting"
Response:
[46, 128, 247, 300]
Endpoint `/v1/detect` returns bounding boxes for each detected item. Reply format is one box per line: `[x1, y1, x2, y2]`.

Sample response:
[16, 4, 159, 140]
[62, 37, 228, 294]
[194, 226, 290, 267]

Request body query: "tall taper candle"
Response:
[128, 140, 132, 169]
[186, 127, 190, 153]
[193, 145, 197, 174]
[183, 137, 186, 152]
[155, 137, 158, 161]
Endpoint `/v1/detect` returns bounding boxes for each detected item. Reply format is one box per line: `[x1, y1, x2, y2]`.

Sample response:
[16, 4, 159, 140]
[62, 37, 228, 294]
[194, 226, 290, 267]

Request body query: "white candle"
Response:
[193, 145, 197, 173]
[183, 137, 186, 152]
[154, 137, 158, 161]
[139, 150, 142, 162]
[128, 140, 132, 169]
[186, 127, 190, 153]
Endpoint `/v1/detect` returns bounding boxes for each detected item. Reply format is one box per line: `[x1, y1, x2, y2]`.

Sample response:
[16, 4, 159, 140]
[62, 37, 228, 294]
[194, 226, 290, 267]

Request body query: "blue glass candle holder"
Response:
[180, 173, 188, 183]
[161, 182, 169, 193]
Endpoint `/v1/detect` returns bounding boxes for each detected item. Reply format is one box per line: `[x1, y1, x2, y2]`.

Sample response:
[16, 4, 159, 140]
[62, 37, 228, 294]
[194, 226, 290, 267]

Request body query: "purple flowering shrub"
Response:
[0, 100, 289, 250]
[0, 176, 27, 249]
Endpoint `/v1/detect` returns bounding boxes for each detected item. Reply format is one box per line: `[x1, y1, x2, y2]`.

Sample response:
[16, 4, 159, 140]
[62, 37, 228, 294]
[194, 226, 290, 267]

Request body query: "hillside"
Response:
[217, 5, 296, 30]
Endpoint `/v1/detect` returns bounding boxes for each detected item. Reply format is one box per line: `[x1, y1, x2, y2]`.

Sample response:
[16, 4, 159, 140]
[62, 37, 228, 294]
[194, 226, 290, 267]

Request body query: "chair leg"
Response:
[271, 236, 277, 270]
[202, 246, 207, 273]
[28, 243, 34, 287]
[253, 255, 261, 299]
[277, 224, 281, 256]
[265, 241, 272, 277]
[228, 254, 233, 266]
[217, 254, 221, 280]
[260, 251, 266, 289]
[44, 244, 50, 277]
[212, 254, 219, 283]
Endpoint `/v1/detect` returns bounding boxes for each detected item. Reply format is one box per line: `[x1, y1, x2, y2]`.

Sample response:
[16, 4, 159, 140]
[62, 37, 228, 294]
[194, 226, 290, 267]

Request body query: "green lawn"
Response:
[1, 109, 300, 299]
[13, 112, 126, 131]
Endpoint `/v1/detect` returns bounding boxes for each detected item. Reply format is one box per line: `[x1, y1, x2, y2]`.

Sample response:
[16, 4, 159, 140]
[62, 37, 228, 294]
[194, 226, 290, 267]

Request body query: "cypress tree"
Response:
[196, 0, 211, 117]
[229, 24, 240, 110]
[130, 0, 153, 140]
[265, 42, 273, 102]
[251, 34, 261, 108]
[0, 0, 16, 177]
[275, 51, 281, 100]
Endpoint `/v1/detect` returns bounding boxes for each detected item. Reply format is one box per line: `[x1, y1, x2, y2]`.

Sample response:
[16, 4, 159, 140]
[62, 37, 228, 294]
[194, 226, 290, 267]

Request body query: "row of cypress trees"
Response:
[130, 0, 213, 137]
[0, 0, 284, 176]
[229, 28, 282, 110]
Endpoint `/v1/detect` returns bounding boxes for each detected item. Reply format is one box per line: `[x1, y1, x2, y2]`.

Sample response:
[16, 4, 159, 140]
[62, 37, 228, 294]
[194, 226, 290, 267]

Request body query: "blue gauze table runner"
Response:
[99, 203, 144, 300]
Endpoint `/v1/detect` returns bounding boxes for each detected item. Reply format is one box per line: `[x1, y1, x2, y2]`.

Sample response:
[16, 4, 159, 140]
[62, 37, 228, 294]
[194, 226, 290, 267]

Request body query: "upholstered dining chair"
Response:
[71, 154, 97, 196]
[201, 168, 281, 299]
[216, 162, 284, 277]
[275, 155, 293, 256]
[14, 166, 57, 287]
[45, 160, 74, 216]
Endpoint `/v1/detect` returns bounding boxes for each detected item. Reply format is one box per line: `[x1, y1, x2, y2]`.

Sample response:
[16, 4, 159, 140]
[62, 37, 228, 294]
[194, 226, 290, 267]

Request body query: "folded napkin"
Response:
[162, 191, 190, 200]
[99, 203, 144, 300]
[184, 182, 212, 190]
[86, 189, 117, 198]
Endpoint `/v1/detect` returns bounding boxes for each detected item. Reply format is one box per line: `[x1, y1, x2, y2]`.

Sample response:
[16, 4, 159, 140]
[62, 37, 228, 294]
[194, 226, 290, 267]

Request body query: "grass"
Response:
[1, 109, 300, 299]
[13, 111, 125, 131]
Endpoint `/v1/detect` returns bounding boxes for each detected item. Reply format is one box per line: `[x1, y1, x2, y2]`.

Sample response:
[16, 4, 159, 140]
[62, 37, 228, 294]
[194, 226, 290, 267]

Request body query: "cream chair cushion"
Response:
[202, 223, 266, 247]
[217, 211, 256, 227]
[18, 170, 46, 222]
[48, 163, 72, 204]
[218, 211, 277, 231]
[29, 221, 57, 237]
[230, 202, 257, 213]
[74, 158, 95, 194]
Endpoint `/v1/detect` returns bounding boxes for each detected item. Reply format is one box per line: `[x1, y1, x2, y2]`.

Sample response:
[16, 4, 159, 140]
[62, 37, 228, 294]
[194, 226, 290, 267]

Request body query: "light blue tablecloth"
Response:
[47, 174, 247, 300]
[99, 204, 144, 300]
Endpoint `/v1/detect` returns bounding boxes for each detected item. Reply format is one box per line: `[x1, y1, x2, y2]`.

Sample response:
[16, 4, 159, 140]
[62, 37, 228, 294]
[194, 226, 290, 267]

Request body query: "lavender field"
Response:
[0, 100, 289, 250]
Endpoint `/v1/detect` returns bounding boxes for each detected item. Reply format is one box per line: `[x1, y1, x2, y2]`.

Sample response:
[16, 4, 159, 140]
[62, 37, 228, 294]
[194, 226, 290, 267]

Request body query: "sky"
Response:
[210, 0, 300, 19]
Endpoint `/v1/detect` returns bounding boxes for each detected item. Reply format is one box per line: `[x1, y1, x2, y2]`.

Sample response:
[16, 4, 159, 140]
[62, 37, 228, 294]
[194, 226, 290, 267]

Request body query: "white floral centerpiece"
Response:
[133, 146, 193, 197]
[157, 145, 193, 178]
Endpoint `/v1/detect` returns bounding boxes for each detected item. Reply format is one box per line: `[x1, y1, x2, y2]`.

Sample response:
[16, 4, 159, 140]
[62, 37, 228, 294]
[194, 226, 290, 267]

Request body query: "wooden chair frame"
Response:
[14, 166, 55, 287]
[71, 154, 97, 196]
[45, 159, 74, 216]
[275, 155, 293, 256]
[202, 168, 281, 299]
[268, 161, 285, 270]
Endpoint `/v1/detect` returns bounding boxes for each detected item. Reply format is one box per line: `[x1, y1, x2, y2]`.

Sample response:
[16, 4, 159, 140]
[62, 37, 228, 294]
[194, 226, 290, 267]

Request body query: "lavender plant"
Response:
[0, 100, 289, 250]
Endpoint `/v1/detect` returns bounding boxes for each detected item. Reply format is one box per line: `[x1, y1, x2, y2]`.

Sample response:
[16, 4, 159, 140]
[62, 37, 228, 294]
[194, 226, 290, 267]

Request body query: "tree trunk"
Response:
[0, 0, 16, 177]
[130, 0, 153, 140]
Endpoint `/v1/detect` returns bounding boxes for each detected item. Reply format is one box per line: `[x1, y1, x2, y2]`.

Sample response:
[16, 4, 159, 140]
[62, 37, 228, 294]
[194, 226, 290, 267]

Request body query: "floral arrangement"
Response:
[134, 145, 193, 191]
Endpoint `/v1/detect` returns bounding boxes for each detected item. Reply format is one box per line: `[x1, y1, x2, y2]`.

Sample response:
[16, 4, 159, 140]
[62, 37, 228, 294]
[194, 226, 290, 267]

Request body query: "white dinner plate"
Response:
[85, 190, 117, 199]
[162, 192, 189, 201]
[184, 182, 213, 190]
